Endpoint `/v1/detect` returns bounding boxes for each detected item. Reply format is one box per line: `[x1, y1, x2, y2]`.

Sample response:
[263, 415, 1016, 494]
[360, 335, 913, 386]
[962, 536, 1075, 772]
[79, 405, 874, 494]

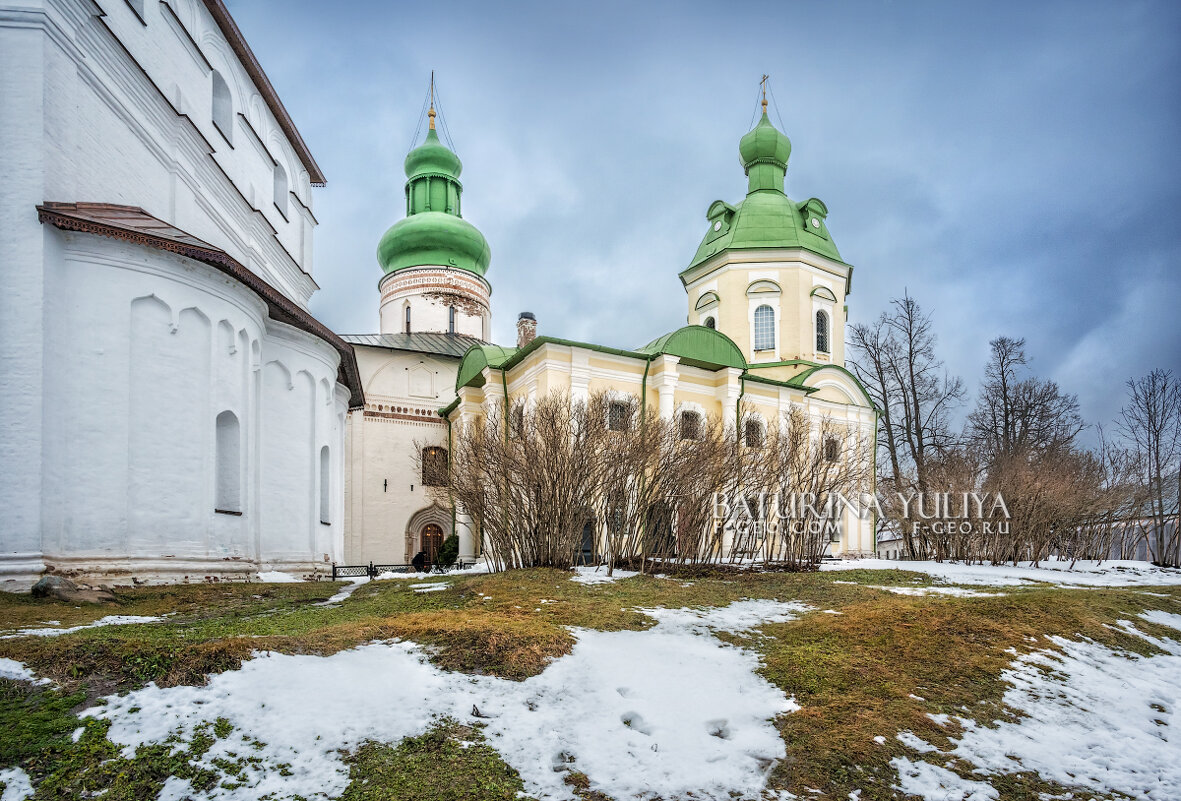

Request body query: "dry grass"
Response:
[1, 568, 1179, 800]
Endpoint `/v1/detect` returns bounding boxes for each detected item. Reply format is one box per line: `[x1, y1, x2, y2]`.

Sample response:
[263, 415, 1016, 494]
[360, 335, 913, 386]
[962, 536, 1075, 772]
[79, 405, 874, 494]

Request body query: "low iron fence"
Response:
[330, 561, 475, 580]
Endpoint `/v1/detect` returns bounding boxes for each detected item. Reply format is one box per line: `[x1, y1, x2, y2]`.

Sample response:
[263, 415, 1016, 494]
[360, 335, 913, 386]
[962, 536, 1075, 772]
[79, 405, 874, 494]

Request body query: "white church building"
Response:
[0, 0, 363, 588]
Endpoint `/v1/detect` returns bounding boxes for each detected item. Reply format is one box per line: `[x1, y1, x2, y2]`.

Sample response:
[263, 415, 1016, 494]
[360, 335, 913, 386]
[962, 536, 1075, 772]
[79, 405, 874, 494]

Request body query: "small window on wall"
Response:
[211, 70, 233, 143]
[704, 317, 716, 330]
[509, 404, 525, 439]
[319, 446, 330, 524]
[680, 410, 702, 441]
[215, 411, 241, 513]
[824, 436, 841, 463]
[744, 418, 764, 448]
[404, 304, 411, 334]
[448, 305, 456, 334]
[422, 446, 448, 486]
[816, 310, 830, 354]
[274, 163, 288, 219]
[753, 305, 775, 351]
[608, 401, 630, 432]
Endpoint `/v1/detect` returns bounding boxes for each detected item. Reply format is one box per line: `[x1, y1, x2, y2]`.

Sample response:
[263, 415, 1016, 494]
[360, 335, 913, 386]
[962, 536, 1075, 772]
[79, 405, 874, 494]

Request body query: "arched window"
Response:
[215, 411, 241, 513]
[679, 410, 702, 441]
[816, 310, 830, 354]
[753, 305, 775, 351]
[448, 305, 456, 334]
[744, 417, 764, 448]
[404, 304, 411, 334]
[703, 316, 716, 330]
[273, 163, 288, 218]
[422, 446, 448, 486]
[211, 70, 232, 143]
[319, 446, 331, 524]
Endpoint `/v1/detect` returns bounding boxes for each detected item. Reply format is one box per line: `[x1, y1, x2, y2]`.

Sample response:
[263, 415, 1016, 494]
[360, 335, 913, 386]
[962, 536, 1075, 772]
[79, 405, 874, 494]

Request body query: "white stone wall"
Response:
[3, 231, 348, 587]
[3, 0, 318, 306]
[0, 0, 345, 587]
[344, 345, 461, 564]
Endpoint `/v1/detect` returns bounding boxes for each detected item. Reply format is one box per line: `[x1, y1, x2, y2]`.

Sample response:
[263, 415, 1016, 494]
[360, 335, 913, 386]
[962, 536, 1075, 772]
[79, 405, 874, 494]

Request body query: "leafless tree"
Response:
[965, 337, 1084, 462]
[849, 293, 964, 559]
[1117, 369, 1181, 567]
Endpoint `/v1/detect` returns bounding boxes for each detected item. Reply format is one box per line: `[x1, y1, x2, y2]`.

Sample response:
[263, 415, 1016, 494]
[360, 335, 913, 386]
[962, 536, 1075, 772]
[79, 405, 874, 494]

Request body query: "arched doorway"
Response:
[421, 523, 444, 567]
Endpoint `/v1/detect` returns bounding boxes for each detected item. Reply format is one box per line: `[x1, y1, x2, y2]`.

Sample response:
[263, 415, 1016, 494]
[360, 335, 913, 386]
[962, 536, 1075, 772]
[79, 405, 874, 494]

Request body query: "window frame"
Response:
[753, 304, 775, 352]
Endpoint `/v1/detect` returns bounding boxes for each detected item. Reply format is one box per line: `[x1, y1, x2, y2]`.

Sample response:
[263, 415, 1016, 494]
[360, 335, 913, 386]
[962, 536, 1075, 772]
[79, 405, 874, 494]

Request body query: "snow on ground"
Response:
[0, 767, 34, 801]
[896, 610, 1181, 801]
[868, 585, 1003, 598]
[0, 658, 48, 685]
[0, 615, 163, 640]
[570, 565, 640, 584]
[255, 571, 302, 583]
[86, 599, 806, 801]
[823, 558, 1181, 587]
[891, 757, 997, 801]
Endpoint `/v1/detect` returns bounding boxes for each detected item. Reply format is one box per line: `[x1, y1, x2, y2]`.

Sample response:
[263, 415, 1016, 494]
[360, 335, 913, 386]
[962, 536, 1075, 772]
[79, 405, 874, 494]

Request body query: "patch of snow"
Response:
[873, 735, 886, 745]
[570, 566, 639, 584]
[0, 767, 33, 801]
[937, 616, 1181, 800]
[0, 658, 49, 685]
[411, 583, 448, 594]
[0, 615, 162, 640]
[374, 571, 428, 580]
[892, 757, 998, 801]
[87, 599, 807, 801]
[823, 558, 1181, 587]
[255, 571, 301, 583]
[927, 712, 952, 727]
[896, 731, 937, 753]
[71, 726, 84, 743]
[315, 578, 369, 606]
[869, 585, 1003, 598]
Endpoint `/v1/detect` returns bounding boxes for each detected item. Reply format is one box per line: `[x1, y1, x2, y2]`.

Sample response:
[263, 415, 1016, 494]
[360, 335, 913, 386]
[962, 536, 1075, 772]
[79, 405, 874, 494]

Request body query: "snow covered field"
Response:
[2, 561, 1180, 800]
[890, 610, 1181, 801]
[84, 600, 805, 801]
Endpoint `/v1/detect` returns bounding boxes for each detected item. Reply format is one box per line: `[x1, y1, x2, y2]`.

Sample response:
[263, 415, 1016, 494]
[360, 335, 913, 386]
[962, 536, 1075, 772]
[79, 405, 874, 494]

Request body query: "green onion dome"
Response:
[377, 126, 491, 277]
[739, 112, 792, 193]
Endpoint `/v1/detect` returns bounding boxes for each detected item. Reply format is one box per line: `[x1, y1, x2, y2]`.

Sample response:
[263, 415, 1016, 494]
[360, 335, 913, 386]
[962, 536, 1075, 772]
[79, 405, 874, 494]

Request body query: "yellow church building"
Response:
[441, 99, 878, 559]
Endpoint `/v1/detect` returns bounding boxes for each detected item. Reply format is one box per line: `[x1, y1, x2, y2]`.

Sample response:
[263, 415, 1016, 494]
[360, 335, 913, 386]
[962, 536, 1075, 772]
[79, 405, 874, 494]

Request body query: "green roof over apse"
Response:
[377, 123, 491, 279]
[684, 112, 844, 274]
[637, 325, 747, 370]
[454, 343, 517, 390]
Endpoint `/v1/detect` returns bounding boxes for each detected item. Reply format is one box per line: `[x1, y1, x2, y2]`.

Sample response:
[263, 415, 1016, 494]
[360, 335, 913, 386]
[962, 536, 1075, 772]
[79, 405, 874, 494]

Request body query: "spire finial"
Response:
[428, 70, 436, 130]
[760, 74, 768, 114]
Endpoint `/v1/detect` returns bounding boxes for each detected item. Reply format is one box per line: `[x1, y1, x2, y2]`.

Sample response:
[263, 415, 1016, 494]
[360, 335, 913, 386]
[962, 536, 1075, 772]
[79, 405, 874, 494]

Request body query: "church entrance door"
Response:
[421, 523, 444, 567]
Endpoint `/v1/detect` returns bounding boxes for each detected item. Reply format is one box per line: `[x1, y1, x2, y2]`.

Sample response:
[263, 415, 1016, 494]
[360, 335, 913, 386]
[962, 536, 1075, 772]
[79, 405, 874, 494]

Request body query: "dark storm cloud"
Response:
[228, 0, 1180, 435]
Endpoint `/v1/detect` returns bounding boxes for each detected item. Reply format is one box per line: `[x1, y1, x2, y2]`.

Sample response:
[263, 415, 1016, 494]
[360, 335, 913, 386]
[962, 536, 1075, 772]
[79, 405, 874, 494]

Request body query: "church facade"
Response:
[442, 108, 877, 559]
[0, 0, 361, 588]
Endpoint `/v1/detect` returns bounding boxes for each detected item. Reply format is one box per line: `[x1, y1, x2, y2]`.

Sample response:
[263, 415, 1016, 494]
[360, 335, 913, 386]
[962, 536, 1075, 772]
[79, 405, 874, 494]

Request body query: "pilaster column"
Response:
[718, 367, 743, 431]
[456, 509, 476, 564]
[655, 355, 680, 419]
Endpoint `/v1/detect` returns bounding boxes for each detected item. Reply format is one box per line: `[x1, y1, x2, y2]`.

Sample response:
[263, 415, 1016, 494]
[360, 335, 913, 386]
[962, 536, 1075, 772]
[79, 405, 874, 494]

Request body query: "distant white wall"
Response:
[344, 345, 460, 564]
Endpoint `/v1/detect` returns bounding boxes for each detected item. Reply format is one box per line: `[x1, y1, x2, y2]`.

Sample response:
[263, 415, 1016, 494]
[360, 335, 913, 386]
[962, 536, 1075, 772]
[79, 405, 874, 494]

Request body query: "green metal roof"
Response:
[454, 343, 517, 390]
[684, 114, 844, 273]
[637, 325, 746, 370]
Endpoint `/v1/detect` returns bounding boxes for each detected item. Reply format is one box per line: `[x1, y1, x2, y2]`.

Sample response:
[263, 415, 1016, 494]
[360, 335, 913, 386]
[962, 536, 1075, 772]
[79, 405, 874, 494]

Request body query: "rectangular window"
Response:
[680, 411, 702, 441]
[608, 401, 630, 431]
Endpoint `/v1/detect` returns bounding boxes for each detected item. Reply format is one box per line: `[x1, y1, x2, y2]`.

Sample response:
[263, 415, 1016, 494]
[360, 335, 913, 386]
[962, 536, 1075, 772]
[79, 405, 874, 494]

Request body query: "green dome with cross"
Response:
[685, 106, 844, 273]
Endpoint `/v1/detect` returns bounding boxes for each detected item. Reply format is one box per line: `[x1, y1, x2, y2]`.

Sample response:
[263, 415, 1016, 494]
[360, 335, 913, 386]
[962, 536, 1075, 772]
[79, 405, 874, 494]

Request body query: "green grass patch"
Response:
[341, 721, 536, 801]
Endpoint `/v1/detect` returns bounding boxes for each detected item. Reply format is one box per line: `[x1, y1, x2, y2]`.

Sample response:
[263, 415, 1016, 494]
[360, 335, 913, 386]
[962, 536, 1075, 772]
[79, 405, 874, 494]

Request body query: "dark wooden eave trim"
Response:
[37, 202, 362, 409]
[200, 0, 326, 186]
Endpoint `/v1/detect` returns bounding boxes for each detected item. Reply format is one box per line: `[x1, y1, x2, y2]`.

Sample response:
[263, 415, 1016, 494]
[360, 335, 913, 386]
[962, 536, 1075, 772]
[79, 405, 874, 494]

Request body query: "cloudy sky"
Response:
[229, 0, 1179, 435]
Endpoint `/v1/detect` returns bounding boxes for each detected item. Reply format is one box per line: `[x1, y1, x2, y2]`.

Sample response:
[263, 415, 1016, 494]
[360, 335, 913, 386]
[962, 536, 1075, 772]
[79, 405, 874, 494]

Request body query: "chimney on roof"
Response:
[516, 312, 537, 349]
